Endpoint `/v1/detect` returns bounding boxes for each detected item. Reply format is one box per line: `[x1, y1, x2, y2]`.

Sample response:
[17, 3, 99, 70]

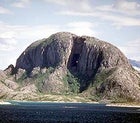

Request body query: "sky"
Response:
[0, 0, 140, 70]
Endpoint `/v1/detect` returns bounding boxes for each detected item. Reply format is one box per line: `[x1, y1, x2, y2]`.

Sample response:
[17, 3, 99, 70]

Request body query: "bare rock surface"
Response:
[4, 79, 19, 90]
[42, 67, 68, 93]
[0, 32, 140, 102]
[20, 84, 37, 93]
[0, 70, 7, 81]
[16, 32, 131, 77]
[0, 82, 13, 98]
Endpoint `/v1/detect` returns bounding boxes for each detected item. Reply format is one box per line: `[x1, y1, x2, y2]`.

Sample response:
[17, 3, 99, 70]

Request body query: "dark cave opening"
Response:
[71, 54, 80, 67]
[67, 37, 88, 93]
[67, 37, 85, 71]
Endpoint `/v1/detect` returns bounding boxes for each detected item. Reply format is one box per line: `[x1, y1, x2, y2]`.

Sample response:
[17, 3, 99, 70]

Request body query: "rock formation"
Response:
[0, 32, 140, 102]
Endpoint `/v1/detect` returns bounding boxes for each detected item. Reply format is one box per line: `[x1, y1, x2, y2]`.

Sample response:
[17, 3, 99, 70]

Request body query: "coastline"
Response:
[0, 100, 140, 108]
[0, 101, 11, 105]
[106, 103, 140, 108]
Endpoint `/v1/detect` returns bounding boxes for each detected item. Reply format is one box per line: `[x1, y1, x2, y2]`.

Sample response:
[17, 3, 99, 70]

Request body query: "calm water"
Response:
[0, 101, 140, 123]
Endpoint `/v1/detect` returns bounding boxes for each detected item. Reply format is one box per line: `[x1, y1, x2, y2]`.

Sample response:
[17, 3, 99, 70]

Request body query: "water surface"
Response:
[0, 101, 139, 123]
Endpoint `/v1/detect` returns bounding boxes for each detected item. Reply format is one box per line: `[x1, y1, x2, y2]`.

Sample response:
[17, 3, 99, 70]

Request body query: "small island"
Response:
[0, 32, 140, 105]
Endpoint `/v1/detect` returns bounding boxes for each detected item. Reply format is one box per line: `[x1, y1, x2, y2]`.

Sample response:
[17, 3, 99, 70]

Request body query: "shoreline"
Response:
[106, 103, 140, 108]
[0, 100, 140, 108]
[0, 101, 11, 105]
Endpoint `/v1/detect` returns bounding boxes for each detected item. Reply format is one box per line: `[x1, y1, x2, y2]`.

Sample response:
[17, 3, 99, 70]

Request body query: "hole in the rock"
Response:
[71, 54, 80, 67]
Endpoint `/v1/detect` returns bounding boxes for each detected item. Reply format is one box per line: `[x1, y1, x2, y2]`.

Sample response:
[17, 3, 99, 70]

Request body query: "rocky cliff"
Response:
[0, 32, 140, 102]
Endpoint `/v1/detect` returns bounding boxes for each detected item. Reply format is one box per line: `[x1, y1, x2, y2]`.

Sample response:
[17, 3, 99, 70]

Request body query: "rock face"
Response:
[1, 32, 140, 102]
[16, 33, 130, 76]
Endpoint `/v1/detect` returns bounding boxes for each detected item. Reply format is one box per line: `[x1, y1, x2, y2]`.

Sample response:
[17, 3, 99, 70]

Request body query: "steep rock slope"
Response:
[16, 32, 130, 76]
[1, 32, 140, 102]
[0, 67, 38, 100]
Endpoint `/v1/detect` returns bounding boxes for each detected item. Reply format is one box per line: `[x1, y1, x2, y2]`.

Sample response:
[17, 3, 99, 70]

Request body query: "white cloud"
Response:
[119, 39, 140, 61]
[59, 10, 140, 27]
[99, 13, 140, 27]
[0, 22, 17, 51]
[114, 0, 140, 15]
[0, 20, 98, 68]
[56, 0, 140, 27]
[0, 53, 17, 70]
[94, 0, 140, 26]
[96, 0, 140, 16]
[0, 21, 98, 52]
[12, 0, 31, 8]
[44, 0, 68, 6]
[0, 21, 61, 51]
[0, 22, 60, 69]
[21, 25, 60, 39]
[0, 21, 97, 45]
[67, 21, 97, 36]
[0, 6, 11, 14]
[45, 0, 92, 12]
[0, 38, 17, 51]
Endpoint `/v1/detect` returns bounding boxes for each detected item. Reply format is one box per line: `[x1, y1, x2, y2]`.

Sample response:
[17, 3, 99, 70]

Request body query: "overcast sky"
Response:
[0, 0, 140, 70]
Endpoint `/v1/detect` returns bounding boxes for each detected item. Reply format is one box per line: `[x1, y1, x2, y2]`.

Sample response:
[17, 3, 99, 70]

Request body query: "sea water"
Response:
[0, 101, 140, 123]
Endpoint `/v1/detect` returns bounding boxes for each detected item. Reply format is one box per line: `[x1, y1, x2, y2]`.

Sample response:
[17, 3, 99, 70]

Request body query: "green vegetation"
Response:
[28, 93, 92, 102]
[63, 70, 80, 94]
[34, 67, 55, 92]
[0, 80, 6, 86]
[81, 68, 117, 100]
[93, 68, 116, 87]
[92, 68, 136, 103]
[16, 72, 27, 85]
[35, 73, 48, 92]
[16, 67, 55, 91]
[0, 94, 6, 100]
[111, 96, 134, 103]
